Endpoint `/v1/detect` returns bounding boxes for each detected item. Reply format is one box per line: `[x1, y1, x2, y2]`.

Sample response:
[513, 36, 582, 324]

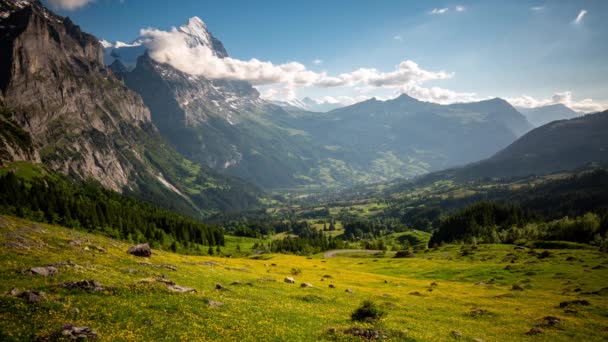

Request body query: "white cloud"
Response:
[430, 8, 449, 15]
[530, 6, 544, 11]
[455, 5, 466, 12]
[393, 35, 403, 41]
[507, 91, 607, 113]
[140, 24, 452, 100]
[312, 59, 323, 65]
[400, 84, 484, 104]
[47, 0, 94, 10]
[574, 9, 587, 24]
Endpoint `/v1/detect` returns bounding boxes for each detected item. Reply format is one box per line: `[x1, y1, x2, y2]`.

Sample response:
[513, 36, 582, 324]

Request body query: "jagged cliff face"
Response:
[107, 18, 318, 188]
[0, 0, 151, 190]
[0, 1, 260, 215]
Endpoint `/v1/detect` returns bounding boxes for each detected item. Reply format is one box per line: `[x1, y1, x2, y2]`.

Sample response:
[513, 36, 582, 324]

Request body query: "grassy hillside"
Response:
[1, 215, 607, 341]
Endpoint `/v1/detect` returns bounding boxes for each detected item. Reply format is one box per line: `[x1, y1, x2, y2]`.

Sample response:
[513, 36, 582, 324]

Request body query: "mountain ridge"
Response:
[0, 0, 261, 216]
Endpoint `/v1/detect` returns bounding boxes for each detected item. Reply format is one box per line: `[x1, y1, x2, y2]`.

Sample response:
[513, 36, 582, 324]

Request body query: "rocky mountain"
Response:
[0, 0, 260, 217]
[107, 17, 534, 189]
[108, 18, 326, 189]
[433, 110, 608, 181]
[517, 103, 579, 127]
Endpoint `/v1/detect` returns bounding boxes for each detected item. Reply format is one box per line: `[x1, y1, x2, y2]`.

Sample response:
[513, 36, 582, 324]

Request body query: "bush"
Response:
[290, 268, 302, 276]
[351, 300, 385, 322]
[394, 250, 414, 258]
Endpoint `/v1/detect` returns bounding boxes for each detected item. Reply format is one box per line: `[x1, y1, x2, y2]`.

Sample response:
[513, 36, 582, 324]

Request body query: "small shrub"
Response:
[394, 250, 414, 258]
[351, 300, 386, 322]
[291, 268, 302, 276]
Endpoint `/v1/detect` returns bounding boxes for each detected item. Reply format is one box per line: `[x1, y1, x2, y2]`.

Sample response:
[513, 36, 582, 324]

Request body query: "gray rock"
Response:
[9, 288, 46, 303]
[207, 300, 224, 307]
[29, 266, 58, 277]
[60, 324, 98, 340]
[284, 277, 295, 284]
[451, 330, 462, 338]
[300, 282, 313, 288]
[328, 284, 336, 288]
[345, 288, 354, 294]
[127, 244, 152, 257]
[167, 285, 196, 293]
[61, 280, 104, 292]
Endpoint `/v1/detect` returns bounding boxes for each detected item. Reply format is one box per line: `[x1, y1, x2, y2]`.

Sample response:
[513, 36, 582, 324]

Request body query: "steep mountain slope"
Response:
[0, 0, 260, 216]
[517, 103, 580, 127]
[107, 18, 327, 189]
[437, 110, 608, 181]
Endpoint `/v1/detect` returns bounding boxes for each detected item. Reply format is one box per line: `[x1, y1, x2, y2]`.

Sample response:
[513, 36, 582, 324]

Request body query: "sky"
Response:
[44, 0, 608, 112]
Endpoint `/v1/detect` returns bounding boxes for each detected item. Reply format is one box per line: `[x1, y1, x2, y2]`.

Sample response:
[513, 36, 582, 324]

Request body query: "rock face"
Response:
[0, 0, 148, 191]
[0, 1, 260, 217]
[127, 244, 151, 257]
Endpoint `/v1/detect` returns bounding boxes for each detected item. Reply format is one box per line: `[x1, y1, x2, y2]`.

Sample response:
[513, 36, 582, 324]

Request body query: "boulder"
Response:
[343, 327, 383, 339]
[284, 277, 295, 284]
[526, 327, 542, 335]
[60, 324, 98, 340]
[300, 282, 313, 288]
[127, 244, 152, 257]
[61, 280, 104, 292]
[29, 266, 58, 277]
[345, 288, 354, 294]
[215, 283, 224, 290]
[9, 288, 46, 303]
[167, 284, 196, 293]
[207, 300, 223, 307]
[451, 330, 462, 338]
[328, 284, 336, 288]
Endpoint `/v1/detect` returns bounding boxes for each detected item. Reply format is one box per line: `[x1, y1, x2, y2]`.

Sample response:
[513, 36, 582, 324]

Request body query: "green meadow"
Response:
[1, 215, 607, 341]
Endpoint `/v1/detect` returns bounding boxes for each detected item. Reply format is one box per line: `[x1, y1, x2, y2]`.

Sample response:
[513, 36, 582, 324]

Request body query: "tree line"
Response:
[0, 172, 224, 252]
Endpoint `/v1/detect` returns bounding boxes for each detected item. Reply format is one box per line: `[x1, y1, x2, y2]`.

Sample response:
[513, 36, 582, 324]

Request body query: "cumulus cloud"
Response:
[530, 6, 544, 11]
[312, 59, 323, 65]
[430, 8, 449, 14]
[393, 35, 403, 41]
[455, 6, 466, 12]
[507, 91, 607, 113]
[574, 9, 587, 24]
[47, 0, 94, 10]
[140, 24, 452, 100]
[399, 84, 484, 104]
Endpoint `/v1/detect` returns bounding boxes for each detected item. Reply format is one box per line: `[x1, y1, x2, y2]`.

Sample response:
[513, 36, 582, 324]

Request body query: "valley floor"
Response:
[1, 215, 607, 341]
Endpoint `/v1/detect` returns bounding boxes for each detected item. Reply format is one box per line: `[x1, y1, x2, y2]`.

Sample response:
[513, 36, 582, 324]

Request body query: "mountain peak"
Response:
[394, 93, 418, 102]
[179, 16, 212, 46]
[177, 16, 228, 57]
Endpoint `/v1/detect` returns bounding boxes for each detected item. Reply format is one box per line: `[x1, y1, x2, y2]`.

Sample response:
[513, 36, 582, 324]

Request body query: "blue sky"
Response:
[45, 0, 607, 111]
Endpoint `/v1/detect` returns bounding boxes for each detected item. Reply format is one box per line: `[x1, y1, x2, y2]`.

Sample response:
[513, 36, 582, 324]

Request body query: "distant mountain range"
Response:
[517, 103, 581, 127]
[272, 97, 347, 112]
[428, 110, 608, 181]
